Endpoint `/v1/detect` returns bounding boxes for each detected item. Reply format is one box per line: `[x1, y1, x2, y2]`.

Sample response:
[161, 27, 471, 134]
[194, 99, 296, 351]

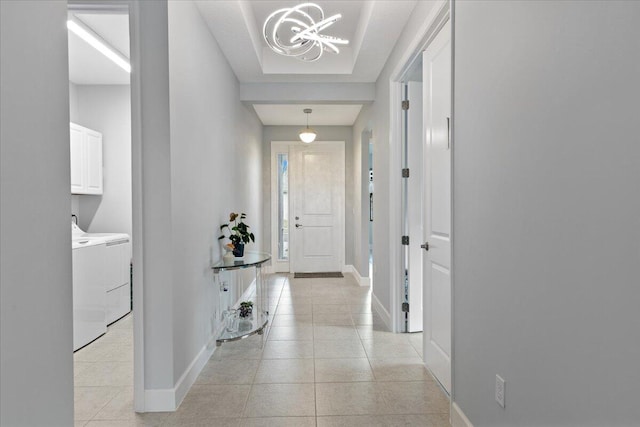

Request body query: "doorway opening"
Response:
[67, 2, 140, 421]
[400, 62, 425, 333]
[388, 0, 452, 397]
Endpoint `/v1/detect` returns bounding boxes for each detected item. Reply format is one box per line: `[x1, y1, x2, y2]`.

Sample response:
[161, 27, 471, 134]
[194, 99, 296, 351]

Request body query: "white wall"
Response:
[453, 1, 640, 425]
[261, 126, 354, 268]
[167, 0, 263, 389]
[74, 85, 132, 237]
[0, 1, 74, 425]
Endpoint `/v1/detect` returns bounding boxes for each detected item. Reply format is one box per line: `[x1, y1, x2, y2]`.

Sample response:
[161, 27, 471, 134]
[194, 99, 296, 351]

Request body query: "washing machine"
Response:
[72, 222, 131, 325]
[72, 234, 107, 350]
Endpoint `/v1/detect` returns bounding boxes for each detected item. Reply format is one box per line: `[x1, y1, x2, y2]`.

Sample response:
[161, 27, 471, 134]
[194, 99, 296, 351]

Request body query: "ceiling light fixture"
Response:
[67, 19, 131, 73]
[299, 109, 317, 143]
[263, 3, 349, 62]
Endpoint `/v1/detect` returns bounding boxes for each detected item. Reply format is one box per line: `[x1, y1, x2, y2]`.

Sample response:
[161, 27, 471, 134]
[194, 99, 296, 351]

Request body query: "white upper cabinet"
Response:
[70, 122, 103, 195]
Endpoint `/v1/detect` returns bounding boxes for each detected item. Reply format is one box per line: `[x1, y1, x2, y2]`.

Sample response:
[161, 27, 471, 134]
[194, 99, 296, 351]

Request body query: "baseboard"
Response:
[452, 402, 473, 427]
[342, 265, 371, 287]
[263, 265, 274, 275]
[371, 291, 392, 331]
[144, 388, 176, 412]
[173, 339, 217, 409]
[144, 279, 258, 412]
[144, 338, 218, 412]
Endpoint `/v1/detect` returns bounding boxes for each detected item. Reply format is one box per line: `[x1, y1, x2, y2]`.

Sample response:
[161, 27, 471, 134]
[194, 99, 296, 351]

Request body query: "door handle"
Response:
[295, 224, 303, 228]
[446, 117, 450, 150]
[420, 242, 429, 251]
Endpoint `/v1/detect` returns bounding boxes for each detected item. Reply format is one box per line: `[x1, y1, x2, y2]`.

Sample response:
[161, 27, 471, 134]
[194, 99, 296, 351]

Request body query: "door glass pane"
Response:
[277, 154, 289, 260]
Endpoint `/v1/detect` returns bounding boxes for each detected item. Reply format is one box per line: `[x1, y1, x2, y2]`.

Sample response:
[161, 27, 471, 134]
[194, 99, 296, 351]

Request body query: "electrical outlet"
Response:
[495, 375, 506, 408]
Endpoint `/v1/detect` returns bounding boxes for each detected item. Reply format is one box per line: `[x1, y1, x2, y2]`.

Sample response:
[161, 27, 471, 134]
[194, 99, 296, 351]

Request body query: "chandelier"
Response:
[263, 2, 349, 62]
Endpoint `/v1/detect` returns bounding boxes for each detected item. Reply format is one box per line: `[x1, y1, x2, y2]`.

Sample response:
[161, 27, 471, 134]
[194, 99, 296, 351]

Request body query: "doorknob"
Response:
[295, 224, 303, 228]
[420, 242, 429, 251]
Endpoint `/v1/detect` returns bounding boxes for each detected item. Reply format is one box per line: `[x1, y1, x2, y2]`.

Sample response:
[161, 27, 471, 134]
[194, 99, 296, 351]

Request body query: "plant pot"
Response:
[232, 243, 245, 257]
[223, 250, 235, 263]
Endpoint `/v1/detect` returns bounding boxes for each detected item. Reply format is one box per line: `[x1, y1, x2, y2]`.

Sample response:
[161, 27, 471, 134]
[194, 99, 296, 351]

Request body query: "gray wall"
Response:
[261, 126, 354, 268]
[1, 1, 74, 425]
[168, 0, 263, 385]
[352, 107, 374, 277]
[453, 1, 640, 425]
[135, 0, 175, 391]
[72, 85, 132, 237]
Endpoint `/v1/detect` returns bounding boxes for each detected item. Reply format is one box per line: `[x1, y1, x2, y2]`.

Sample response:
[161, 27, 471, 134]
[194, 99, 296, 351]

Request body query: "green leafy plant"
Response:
[218, 212, 255, 250]
[239, 301, 253, 318]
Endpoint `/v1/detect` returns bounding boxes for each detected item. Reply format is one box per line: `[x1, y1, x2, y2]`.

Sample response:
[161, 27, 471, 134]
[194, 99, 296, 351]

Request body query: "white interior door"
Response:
[290, 142, 345, 273]
[422, 21, 452, 393]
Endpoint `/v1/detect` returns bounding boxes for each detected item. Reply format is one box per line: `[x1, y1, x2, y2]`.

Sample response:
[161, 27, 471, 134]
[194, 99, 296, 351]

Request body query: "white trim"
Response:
[122, 0, 145, 412]
[450, 0, 458, 414]
[144, 389, 176, 412]
[173, 341, 216, 409]
[452, 402, 473, 427]
[143, 341, 218, 412]
[343, 265, 370, 287]
[388, 82, 403, 334]
[372, 291, 392, 331]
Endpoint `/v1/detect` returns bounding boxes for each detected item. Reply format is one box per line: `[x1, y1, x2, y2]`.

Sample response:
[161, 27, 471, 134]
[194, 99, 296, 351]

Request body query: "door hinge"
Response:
[402, 168, 410, 178]
[401, 235, 410, 245]
[402, 302, 410, 312]
[401, 100, 409, 110]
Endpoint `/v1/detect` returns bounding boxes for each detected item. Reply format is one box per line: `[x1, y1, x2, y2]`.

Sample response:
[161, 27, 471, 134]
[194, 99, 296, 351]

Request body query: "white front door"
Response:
[290, 141, 345, 273]
[422, 20, 452, 393]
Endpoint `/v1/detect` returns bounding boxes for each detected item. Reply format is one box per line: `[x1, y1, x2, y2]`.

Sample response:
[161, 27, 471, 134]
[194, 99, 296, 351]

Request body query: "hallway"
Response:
[74, 274, 449, 426]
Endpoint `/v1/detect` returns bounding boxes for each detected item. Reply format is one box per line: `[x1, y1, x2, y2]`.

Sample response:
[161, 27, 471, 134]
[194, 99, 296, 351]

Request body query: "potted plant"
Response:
[218, 212, 255, 257]
[238, 301, 253, 318]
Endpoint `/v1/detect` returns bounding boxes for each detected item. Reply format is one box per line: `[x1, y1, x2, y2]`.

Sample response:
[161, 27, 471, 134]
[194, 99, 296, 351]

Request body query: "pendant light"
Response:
[299, 109, 317, 143]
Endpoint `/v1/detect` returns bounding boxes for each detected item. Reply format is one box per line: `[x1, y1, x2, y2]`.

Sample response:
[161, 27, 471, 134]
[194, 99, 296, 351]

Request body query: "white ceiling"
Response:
[68, 1, 417, 124]
[67, 12, 130, 85]
[194, 0, 417, 83]
[253, 104, 363, 126]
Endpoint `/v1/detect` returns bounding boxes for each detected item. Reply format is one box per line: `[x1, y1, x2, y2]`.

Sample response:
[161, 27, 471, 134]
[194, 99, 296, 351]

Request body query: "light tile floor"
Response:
[74, 274, 450, 426]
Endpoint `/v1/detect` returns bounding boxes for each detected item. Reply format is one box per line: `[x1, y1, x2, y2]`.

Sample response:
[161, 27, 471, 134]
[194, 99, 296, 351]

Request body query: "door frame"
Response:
[387, 0, 453, 397]
[270, 141, 346, 273]
[67, 0, 145, 412]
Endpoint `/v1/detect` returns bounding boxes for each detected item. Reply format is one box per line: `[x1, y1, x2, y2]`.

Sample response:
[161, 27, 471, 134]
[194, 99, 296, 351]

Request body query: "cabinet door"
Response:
[85, 129, 103, 195]
[70, 123, 86, 194]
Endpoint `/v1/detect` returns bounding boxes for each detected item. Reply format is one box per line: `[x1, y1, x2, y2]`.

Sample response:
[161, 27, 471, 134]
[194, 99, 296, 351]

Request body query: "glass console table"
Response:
[212, 252, 271, 346]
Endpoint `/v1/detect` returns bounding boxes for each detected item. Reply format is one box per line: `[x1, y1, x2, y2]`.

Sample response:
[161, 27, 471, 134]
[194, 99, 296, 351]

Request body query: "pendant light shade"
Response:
[299, 109, 317, 143]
